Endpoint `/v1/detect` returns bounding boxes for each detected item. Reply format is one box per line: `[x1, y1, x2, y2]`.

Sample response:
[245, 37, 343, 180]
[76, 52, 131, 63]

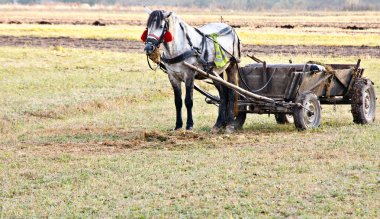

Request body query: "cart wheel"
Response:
[293, 92, 321, 130]
[275, 114, 294, 124]
[351, 78, 376, 124]
[234, 112, 247, 130]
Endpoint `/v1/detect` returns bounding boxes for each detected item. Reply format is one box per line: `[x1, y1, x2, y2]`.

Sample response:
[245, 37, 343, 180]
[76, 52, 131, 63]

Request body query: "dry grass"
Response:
[0, 46, 379, 217]
[1, 24, 380, 47]
[1, 9, 380, 48]
[1, 8, 380, 27]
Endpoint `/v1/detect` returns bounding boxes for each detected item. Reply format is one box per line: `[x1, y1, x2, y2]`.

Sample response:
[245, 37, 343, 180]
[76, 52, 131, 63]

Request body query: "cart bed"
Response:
[239, 63, 357, 100]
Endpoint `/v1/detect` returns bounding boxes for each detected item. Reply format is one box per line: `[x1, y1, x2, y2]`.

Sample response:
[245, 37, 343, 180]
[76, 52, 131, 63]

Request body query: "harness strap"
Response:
[202, 32, 209, 66]
[194, 26, 232, 37]
[161, 50, 195, 64]
[193, 28, 211, 68]
[179, 23, 193, 48]
[216, 26, 232, 36]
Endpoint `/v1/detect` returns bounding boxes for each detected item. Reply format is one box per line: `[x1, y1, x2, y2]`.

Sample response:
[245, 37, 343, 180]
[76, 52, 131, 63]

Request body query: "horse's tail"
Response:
[232, 29, 241, 116]
[234, 61, 240, 117]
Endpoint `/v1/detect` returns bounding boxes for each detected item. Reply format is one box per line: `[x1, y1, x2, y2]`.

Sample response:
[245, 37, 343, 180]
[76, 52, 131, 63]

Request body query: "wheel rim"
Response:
[363, 89, 375, 120]
[285, 114, 294, 123]
[303, 100, 318, 128]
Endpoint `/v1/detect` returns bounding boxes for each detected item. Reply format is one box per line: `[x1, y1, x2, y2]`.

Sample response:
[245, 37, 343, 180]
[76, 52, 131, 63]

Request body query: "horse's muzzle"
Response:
[144, 43, 156, 55]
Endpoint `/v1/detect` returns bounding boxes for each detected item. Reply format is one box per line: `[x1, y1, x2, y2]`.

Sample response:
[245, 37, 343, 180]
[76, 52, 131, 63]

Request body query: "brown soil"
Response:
[1, 35, 379, 57]
[242, 44, 380, 58]
[13, 127, 212, 155]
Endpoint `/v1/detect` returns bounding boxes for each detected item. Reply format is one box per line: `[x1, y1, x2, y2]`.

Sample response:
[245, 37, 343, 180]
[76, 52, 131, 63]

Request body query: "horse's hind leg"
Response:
[225, 64, 239, 134]
[225, 86, 236, 134]
[184, 76, 194, 130]
[169, 75, 183, 130]
[212, 80, 228, 133]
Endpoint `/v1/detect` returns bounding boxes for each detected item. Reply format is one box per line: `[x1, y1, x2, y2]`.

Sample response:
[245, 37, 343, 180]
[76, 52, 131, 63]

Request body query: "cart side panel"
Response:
[240, 65, 301, 98]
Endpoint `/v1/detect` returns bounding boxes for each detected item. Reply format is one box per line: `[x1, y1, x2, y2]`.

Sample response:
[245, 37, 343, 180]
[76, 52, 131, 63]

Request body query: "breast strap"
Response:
[161, 49, 196, 64]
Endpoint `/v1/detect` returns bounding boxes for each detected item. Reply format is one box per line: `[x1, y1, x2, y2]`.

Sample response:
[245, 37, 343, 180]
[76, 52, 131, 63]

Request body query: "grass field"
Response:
[1, 46, 379, 217]
[1, 6, 379, 218]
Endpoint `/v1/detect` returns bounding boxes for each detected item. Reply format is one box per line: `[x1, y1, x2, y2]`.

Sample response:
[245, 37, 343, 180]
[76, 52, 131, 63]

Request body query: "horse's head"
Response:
[141, 9, 173, 55]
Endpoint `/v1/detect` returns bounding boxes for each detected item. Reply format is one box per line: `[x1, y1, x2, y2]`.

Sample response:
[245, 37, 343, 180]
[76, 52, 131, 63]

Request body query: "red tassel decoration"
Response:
[163, 31, 173, 43]
[141, 29, 148, 42]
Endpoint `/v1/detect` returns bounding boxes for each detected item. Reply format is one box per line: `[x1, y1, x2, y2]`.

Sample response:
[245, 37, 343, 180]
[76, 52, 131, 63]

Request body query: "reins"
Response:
[146, 55, 160, 71]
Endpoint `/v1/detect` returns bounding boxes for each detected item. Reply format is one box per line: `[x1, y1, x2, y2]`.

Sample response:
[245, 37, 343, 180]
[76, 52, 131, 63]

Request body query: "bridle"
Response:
[142, 12, 173, 53]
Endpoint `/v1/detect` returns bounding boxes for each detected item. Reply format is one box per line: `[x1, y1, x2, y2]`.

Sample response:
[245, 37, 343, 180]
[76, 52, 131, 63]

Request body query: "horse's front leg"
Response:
[184, 76, 194, 130]
[169, 75, 183, 130]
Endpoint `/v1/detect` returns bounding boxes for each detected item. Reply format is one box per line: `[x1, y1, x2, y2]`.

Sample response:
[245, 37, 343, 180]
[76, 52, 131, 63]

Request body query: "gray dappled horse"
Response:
[142, 9, 241, 133]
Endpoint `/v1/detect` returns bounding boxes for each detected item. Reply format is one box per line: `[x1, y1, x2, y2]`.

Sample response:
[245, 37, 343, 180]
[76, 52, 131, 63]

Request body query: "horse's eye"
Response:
[160, 25, 164, 28]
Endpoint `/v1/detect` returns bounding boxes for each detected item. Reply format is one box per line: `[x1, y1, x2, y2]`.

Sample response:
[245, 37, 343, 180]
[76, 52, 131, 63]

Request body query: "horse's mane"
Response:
[147, 10, 165, 28]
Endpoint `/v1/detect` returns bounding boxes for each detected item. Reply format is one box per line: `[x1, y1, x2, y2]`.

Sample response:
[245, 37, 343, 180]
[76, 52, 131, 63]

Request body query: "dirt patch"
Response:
[16, 127, 212, 155]
[0, 36, 142, 53]
[242, 44, 380, 58]
[344, 25, 367, 30]
[231, 24, 241, 28]
[92, 20, 106, 26]
[278, 24, 295, 29]
[25, 110, 63, 119]
[37, 21, 52, 25]
[15, 123, 282, 156]
[8, 20, 21, 24]
[12, 126, 340, 158]
[1, 35, 379, 58]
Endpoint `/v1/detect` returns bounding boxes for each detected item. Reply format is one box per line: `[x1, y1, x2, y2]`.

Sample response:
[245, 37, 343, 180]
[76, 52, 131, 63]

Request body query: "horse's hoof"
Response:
[186, 126, 193, 131]
[225, 125, 235, 134]
[211, 126, 222, 134]
[173, 127, 183, 131]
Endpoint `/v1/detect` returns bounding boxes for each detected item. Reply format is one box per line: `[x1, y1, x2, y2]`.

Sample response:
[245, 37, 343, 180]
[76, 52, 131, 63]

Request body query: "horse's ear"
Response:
[141, 29, 148, 42]
[163, 31, 173, 43]
[163, 11, 172, 18]
[144, 6, 152, 14]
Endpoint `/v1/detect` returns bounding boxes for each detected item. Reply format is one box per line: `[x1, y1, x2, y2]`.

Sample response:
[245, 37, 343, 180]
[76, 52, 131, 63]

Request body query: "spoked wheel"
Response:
[234, 112, 247, 130]
[351, 78, 376, 124]
[293, 92, 321, 130]
[275, 114, 294, 124]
